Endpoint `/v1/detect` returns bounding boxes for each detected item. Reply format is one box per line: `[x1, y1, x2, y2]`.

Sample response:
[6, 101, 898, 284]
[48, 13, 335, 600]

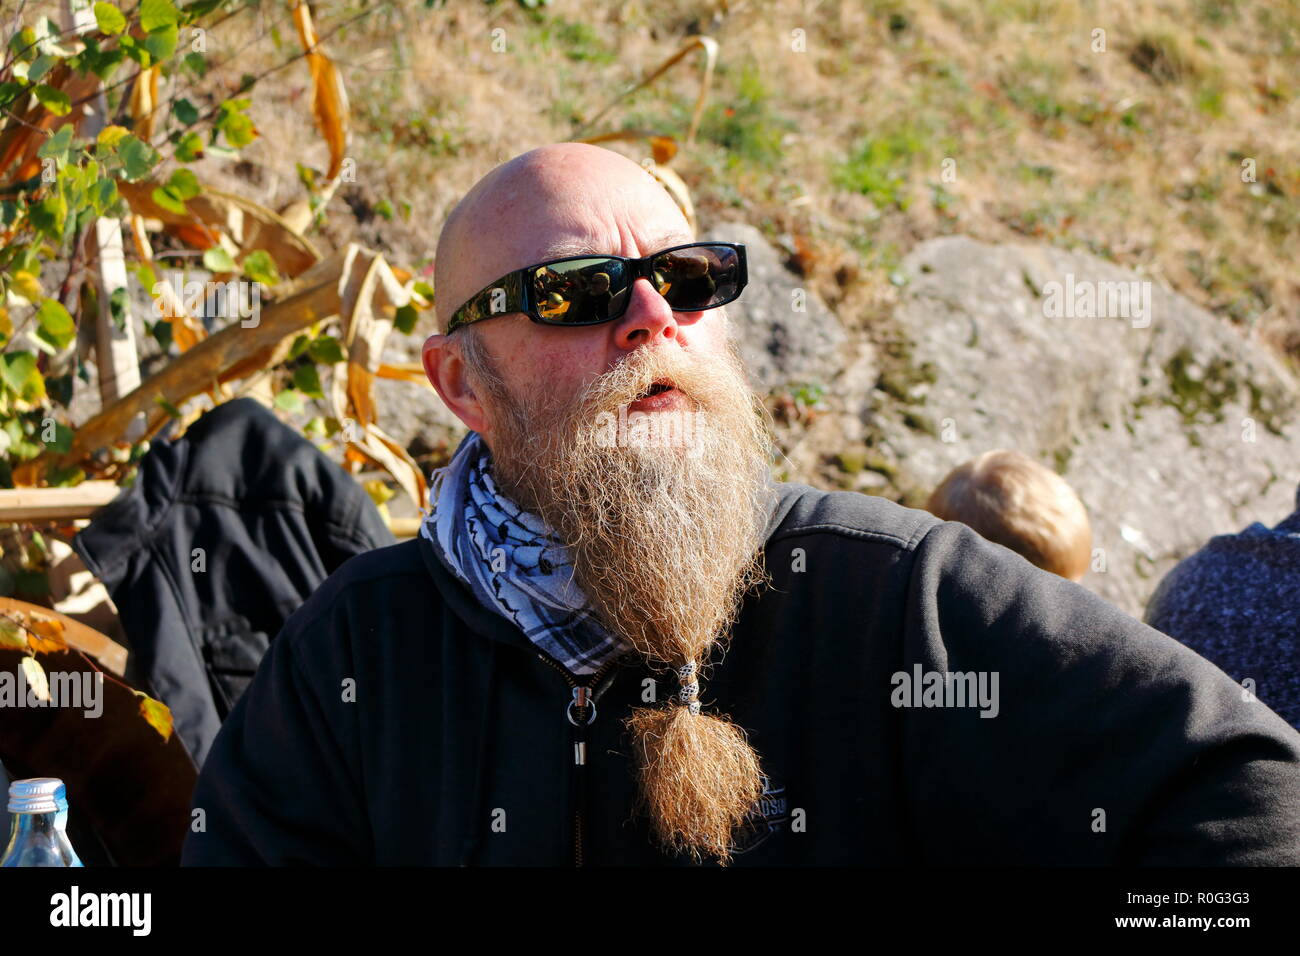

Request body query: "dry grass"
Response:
[248, 0, 1295, 363]
[14, 0, 1299, 360]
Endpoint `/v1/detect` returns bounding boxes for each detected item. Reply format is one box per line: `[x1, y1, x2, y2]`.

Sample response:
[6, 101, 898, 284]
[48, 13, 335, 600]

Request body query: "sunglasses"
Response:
[444, 241, 747, 334]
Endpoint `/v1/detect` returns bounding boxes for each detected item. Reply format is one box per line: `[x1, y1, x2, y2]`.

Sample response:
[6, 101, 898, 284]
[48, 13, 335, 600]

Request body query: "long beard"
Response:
[469, 328, 778, 862]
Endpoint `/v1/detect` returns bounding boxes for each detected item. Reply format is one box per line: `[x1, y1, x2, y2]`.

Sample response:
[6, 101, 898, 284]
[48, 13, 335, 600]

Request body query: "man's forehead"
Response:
[537, 229, 695, 260]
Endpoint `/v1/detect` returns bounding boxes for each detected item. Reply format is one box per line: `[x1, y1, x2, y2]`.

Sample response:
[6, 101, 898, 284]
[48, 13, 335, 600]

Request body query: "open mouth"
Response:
[636, 380, 675, 399]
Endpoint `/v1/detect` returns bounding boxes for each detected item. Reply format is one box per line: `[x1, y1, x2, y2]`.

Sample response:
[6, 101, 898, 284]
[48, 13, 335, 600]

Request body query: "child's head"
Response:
[926, 450, 1092, 581]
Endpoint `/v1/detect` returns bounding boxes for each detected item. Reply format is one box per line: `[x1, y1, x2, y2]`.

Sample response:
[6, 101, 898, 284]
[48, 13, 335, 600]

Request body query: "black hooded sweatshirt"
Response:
[181, 482, 1300, 865]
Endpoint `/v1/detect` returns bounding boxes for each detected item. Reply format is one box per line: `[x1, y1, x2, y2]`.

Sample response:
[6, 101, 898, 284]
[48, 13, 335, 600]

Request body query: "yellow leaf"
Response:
[21, 655, 50, 703]
[0, 306, 11, 340]
[293, 1, 349, 181]
[97, 124, 131, 148]
[11, 270, 41, 301]
[363, 478, 395, 507]
[0, 617, 27, 651]
[136, 692, 174, 742]
[25, 616, 67, 654]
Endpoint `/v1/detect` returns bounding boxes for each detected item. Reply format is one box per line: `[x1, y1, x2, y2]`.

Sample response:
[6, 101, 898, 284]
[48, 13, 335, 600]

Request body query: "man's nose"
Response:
[611, 276, 680, 348]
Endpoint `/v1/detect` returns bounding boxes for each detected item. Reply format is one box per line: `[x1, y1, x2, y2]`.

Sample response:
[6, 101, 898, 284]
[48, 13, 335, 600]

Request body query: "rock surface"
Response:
[875, 236, 1298, 618]
[711, 221, 848, 393]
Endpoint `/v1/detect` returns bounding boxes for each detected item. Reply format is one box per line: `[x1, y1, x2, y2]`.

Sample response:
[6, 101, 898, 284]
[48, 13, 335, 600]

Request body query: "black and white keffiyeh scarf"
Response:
[420, 431, 629, 676]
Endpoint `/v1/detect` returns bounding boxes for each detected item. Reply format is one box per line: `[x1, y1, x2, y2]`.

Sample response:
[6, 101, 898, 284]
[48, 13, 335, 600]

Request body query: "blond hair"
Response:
[926, 450, 1092, 581]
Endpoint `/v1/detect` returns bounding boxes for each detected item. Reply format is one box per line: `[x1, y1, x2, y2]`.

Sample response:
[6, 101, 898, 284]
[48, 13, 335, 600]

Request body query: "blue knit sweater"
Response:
[1146, 484, 1300, 730]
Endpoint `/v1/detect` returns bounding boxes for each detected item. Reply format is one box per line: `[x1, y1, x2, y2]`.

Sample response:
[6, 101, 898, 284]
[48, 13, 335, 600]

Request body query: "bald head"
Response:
[433, 143, 693, 333]
[422, 142, 739, 453]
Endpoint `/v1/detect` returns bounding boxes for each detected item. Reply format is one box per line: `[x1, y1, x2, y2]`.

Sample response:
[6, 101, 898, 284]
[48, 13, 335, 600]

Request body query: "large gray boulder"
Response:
[875, 236, 1298, 617]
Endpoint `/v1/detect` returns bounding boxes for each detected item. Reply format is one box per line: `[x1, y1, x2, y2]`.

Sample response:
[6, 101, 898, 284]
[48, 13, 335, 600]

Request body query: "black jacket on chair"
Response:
[75, 398, 394, 769]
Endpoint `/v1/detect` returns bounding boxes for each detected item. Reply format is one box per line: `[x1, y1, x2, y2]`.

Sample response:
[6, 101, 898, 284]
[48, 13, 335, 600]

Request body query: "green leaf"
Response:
[288, 333, 311, 360]
[47, 422, 73, 454]
[154, 393, 182, 418]
[413, 280, 435, 301]
[394, 303, 418, 335]
[87, 46, 127, 81]
[215, 100, 256, 148]
[174, 131, 204, 161]
[374, 199, 394, 221]
[0, 616, 25, 650]
[108, 286, 128, 330]
[166, 168, 201, 199]
[308, 335, 346, 364]
[35, 298, 76, 350]
[173, 97, 199, 125]
[141, 0, 180, 33]
[1, 352, 45, 403]
[148, 317, 173, 350]
[119, 34, 151, 68]
[0, 82, 28, 110]
[28, 192, 68, 240]
[46, 371, 73, 406]
[151, 185, 187, 215]
[91, 175, 119, 214]
[33, 84, 70, 116]
[47, 464, 84, 487]
[144, 23, 178, 62]
[273, 388, 304, 413]
[242, 249, 279, 286]
[27, 54, 56, 84]
[183, 0, 227, 16]
[181, 51, 207, 78]
[292, 363, 324, 399]
[202, 246, 236, 273]
[117, 133, 160, 181]
[152, 167, 202, 215]
[74, 204, 97, 234]
[132, 262, 159, 292]
[296, 162, 318, 191]
[93, 2, 126, 35]
[221, 112, 255, 148]
[8, 28, 37, 60]
[36, 124, 75, 162]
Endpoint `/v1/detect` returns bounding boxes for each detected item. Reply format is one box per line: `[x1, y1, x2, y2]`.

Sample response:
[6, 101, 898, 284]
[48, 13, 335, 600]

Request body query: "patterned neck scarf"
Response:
[420, 431, 629, 676]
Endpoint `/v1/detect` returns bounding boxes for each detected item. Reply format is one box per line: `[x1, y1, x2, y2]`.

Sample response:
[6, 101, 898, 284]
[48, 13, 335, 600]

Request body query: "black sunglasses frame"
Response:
[444, 241, 748, 334]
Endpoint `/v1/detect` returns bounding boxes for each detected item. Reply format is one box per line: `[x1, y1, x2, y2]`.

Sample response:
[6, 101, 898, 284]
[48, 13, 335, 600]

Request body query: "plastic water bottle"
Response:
[0, 778, 84, 867]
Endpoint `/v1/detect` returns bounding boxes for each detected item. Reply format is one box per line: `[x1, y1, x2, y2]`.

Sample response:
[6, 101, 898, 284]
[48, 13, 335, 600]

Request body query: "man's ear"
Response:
[422, 333, 490, 435]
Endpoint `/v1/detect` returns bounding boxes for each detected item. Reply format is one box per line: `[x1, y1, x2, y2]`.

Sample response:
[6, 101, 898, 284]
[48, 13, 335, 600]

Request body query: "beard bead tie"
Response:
[677, 661, 701, 716]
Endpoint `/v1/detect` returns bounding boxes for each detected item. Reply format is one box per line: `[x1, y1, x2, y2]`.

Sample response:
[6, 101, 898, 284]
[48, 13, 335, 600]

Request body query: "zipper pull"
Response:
[567, 685, 596, 765]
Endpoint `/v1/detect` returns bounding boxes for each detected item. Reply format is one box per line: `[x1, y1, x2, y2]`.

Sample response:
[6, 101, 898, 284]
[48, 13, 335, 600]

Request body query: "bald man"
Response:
[182, 143, 1300, 866]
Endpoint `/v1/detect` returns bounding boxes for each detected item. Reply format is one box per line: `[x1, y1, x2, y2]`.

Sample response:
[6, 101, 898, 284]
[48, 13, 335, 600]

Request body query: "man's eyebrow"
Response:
[539, 233, 695, 259]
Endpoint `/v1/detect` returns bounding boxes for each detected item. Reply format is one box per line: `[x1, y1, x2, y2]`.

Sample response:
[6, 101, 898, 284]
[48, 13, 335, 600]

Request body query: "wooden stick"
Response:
[60, 249, 349, 464]
[0, 481, 119, 520]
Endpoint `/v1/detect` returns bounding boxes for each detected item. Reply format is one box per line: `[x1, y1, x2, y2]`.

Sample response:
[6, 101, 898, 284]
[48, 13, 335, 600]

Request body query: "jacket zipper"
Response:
[534, 651, 627, 866]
